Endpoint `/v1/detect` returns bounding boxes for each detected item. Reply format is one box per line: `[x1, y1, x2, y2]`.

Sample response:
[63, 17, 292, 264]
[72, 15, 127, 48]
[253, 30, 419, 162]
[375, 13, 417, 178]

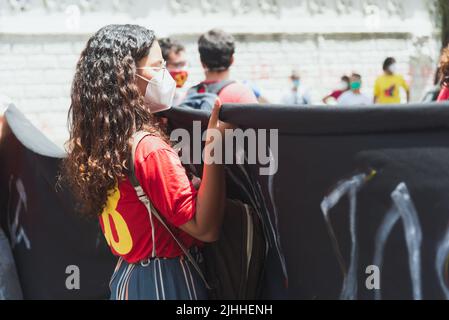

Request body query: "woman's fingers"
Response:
[208, 98, 237, 132]
[208, 98, 222, 129]
[219, 120, 237, 131]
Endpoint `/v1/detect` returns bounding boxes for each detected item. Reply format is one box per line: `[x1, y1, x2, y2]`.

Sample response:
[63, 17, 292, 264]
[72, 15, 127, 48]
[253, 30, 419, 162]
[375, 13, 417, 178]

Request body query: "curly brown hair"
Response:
[439, 46, 449, 87]
[60, 24, 165, 217]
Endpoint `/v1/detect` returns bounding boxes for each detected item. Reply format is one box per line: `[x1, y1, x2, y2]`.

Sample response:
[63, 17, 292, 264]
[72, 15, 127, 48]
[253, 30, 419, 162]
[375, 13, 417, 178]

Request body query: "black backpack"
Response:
[202, 199, 266, 300]
[129, 131, 266, 300]
[179, 81, 235, 111]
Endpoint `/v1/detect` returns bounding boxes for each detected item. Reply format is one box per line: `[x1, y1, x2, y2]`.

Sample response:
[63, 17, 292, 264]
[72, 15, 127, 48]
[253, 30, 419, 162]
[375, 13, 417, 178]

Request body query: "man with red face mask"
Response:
[159, 37, 190, 106]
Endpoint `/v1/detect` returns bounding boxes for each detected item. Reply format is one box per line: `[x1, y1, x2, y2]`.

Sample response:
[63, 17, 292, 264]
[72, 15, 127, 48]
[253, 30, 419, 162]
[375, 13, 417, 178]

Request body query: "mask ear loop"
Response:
[135, 73, 150, 82]
[136, 68, 167, 83]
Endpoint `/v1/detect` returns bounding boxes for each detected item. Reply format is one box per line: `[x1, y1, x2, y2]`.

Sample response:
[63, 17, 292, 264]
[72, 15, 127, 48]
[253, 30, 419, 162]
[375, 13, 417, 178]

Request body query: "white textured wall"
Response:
[0, 0, 442, 147]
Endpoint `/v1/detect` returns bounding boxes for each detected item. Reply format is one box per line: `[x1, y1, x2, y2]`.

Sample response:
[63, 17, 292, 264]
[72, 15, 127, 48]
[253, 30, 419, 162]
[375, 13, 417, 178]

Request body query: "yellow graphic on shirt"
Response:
[100, 186, 133, 255]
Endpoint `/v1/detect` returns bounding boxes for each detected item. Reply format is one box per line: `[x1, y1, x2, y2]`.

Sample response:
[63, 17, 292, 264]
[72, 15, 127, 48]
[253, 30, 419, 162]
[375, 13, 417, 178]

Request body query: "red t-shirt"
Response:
[198, 81, 258, 104]
[99, 135, 201, 263]
[330, 90, 345, 100]
[438, 86, 449, 101]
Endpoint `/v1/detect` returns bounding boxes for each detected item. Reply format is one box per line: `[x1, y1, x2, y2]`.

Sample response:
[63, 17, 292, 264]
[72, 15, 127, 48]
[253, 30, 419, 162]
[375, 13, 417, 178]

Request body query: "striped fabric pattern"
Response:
[109, 252, 208, 300]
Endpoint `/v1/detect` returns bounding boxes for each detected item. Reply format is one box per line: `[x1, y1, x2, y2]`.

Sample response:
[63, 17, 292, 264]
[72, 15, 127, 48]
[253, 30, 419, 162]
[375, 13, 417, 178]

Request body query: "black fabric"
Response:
[202, 199, 266, 300]
[166, 103, 449, 300]
[219, 102, 449, 134]
[264, 132, 449, 299]
[3, 102, 449, 299]
[0, 122, 115, 300]
[353, 148, 449, 299]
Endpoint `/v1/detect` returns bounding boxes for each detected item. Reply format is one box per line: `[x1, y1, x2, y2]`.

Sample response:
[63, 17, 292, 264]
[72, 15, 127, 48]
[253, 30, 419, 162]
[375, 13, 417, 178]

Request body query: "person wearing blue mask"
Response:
[281, 69, 311, 105]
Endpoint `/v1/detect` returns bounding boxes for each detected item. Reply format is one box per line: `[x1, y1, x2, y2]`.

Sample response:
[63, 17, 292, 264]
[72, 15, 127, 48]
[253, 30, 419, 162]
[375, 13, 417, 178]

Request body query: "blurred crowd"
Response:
[160, 28, 449, 112]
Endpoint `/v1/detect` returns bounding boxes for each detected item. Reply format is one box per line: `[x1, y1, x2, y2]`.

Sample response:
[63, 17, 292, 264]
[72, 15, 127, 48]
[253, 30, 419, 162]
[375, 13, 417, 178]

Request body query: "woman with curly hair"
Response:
[438, 46, 449, 101]
[61, 24, 229, 300]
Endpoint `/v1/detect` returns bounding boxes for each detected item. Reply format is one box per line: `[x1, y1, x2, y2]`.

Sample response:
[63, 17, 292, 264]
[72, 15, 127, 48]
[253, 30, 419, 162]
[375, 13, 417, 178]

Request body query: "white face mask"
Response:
[388, 63, 397, 74]
[136, 68, 176, 114]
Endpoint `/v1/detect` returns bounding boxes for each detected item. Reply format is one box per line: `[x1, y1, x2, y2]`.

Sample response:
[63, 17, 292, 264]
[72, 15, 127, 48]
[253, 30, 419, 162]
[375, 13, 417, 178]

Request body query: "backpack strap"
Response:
[204, 80, 235, 95]
[129, 131, 211, 290]
[188, 80, 235, 97]
[129, 131, 151, 188]
[186, 84, 202, 97]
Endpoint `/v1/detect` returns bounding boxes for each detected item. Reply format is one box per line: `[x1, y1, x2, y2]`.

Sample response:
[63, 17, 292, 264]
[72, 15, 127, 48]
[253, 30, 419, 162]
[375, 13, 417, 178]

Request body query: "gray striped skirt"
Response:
[109, 249, 208, 300]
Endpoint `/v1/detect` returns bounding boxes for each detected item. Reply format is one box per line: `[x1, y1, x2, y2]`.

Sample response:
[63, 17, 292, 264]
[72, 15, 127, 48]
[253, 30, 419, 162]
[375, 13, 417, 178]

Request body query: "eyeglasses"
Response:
[136, 60, 167, 81]
[136, 60, 167, 73]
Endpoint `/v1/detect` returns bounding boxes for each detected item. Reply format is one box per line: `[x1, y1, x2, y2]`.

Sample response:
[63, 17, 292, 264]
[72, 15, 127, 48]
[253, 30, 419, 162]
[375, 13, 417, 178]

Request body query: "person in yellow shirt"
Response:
[374, 57, 410, 104]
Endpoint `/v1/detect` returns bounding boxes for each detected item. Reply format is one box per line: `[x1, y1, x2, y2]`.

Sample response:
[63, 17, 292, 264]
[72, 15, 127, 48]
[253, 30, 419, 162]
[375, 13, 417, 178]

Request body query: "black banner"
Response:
[166, 103, 449, 300]
[0, 105, 116, 300]
[2, 102, 449, 299]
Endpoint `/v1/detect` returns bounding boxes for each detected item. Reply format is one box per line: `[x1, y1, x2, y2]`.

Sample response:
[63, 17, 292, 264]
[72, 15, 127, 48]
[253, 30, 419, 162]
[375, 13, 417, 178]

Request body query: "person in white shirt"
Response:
[338, 73, 372, 106]
[281, 69, 311, 105]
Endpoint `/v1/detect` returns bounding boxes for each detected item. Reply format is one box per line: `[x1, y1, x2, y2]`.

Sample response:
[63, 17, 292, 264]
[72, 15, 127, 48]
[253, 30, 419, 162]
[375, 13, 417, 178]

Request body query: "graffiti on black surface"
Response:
[320, 172, 373, 300]
[374, 183, 422, 300]
[7, 175, 31, 250]
[436, 226, 449, 299]
[321, 174, 426, 300]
